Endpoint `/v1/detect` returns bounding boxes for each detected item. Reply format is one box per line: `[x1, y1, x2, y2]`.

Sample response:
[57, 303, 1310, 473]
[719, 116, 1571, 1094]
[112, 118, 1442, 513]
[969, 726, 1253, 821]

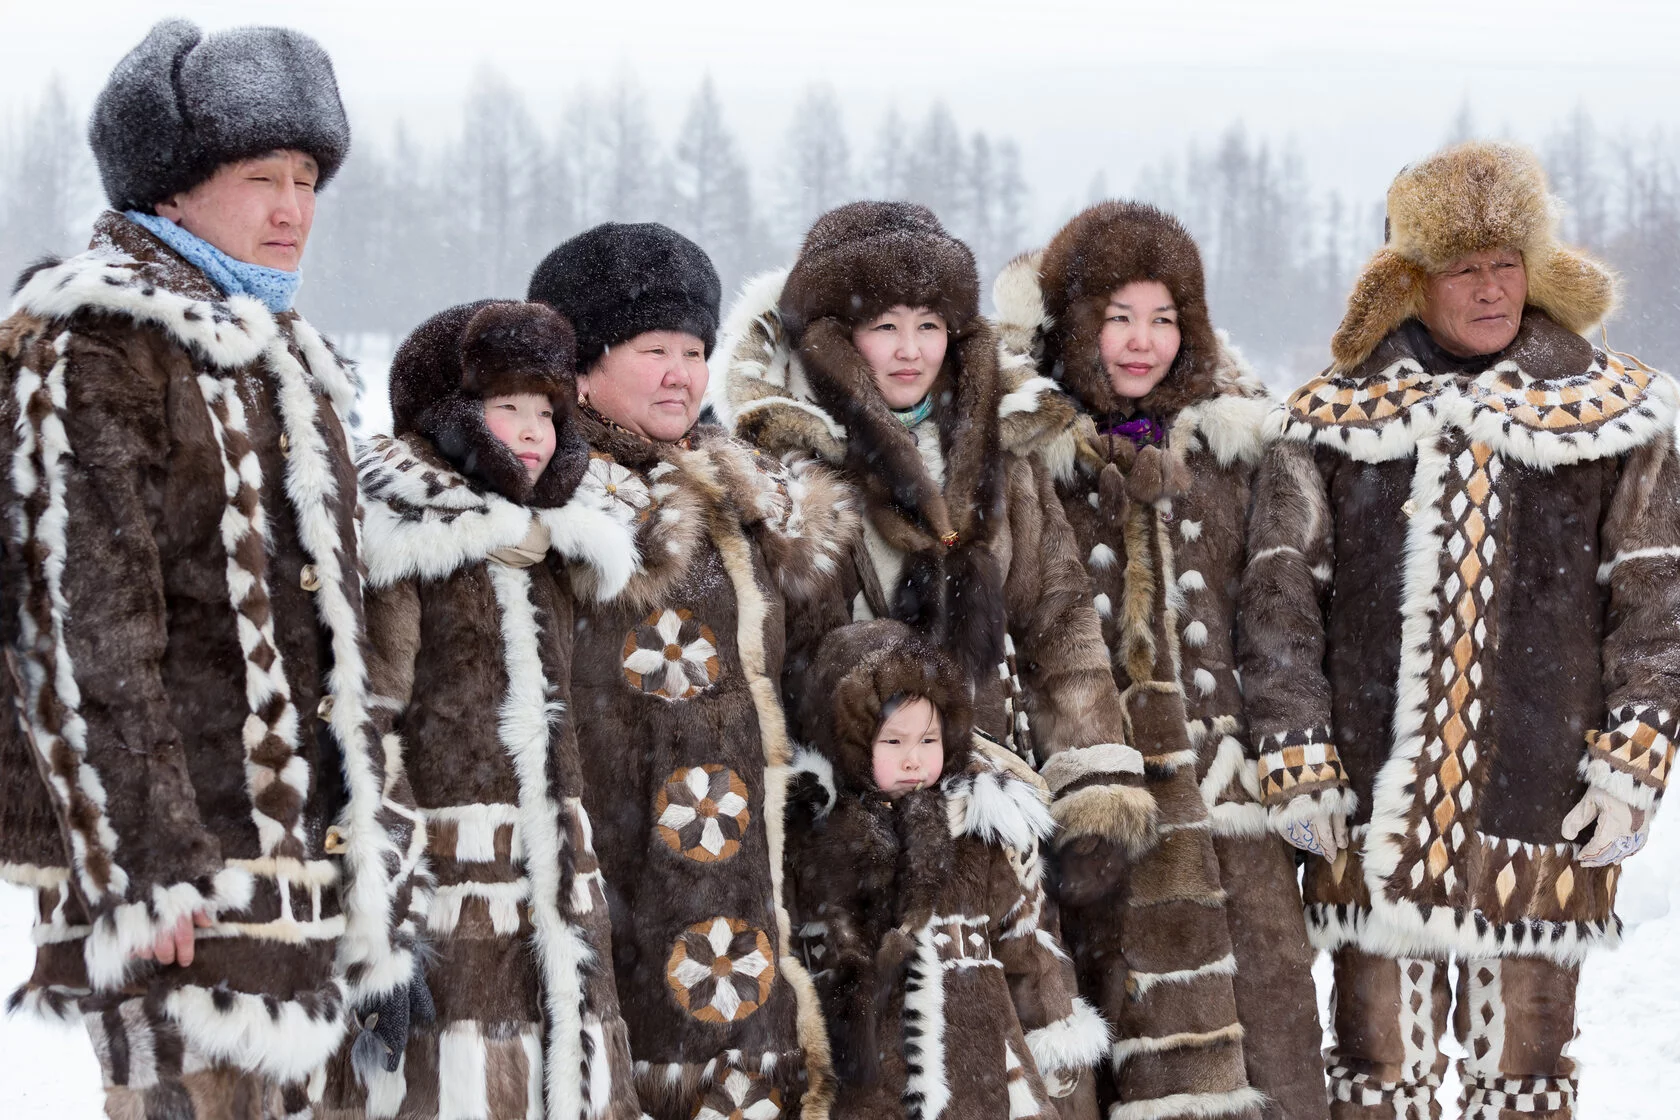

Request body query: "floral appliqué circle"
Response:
[623, 608, 722, 700]
[657, 765, 752, 863]
[692, 1068, 783, 1120]
[666, 917, 777, 1024]
[579, 453, 652, 523]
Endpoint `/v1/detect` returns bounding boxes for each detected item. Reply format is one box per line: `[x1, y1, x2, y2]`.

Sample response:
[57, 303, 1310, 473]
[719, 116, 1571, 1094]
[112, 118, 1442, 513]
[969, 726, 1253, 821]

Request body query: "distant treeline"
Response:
[3, 75, 1676, 377]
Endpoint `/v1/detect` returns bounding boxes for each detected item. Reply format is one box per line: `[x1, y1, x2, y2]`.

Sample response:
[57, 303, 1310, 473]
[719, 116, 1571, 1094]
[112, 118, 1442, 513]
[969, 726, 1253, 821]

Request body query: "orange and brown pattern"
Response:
[622, 608, 723, 699]
[665, 918, 778, 1024]
[656, 765, 752, 863]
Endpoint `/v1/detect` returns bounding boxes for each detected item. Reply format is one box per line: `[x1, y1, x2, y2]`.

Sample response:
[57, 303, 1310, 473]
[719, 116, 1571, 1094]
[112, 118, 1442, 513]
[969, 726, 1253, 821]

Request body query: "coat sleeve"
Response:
[1237, 438, 1355, 823]
[988, 839, 1107, 1120]
[1005, 457, 1155, 854]
[1590, 425, 1680, 820]
[0, 325, 249, 991]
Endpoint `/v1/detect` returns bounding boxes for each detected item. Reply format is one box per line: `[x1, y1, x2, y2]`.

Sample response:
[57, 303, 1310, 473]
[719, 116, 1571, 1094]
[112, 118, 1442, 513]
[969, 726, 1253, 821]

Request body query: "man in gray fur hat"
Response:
[0, 20, 428, 1118]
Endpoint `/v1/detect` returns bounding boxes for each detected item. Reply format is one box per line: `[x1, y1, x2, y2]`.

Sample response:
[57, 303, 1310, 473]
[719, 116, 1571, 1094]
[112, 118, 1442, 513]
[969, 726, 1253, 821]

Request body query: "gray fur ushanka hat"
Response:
[89, 19, 351, 211]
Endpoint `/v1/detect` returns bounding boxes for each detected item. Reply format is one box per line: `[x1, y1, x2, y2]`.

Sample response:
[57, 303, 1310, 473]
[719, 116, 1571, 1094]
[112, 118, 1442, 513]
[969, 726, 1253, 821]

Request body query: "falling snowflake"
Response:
[666, 917, 777, 1024]
[622, 608, 722, 700]
[656, 765, 752, 863]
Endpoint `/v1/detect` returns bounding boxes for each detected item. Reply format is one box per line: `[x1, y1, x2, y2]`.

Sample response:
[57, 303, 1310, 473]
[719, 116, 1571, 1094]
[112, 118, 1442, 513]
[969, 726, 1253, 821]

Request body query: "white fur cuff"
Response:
[1024, 997, 1111, 1076]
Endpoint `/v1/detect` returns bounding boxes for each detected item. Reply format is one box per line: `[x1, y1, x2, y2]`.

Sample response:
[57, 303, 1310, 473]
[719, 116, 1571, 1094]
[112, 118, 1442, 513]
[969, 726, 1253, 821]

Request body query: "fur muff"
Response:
[786, 622, 1106, 1120]
[778, 201, 980, 334]
[320, 435, 642, 1120]
[1330, 141, 1618, 371]
[0, 212, 422, 1093]
[89, 19, 350, 210]
[388, 299, 588, 506]
[713, 265, 1151, 854]
[998, 240, 1326, 1120]
[528, 222, 721, 366]
[565, 411, 857, 1120]
[1036, 202, 1222, 420]
[1244, 306, 1680, 967]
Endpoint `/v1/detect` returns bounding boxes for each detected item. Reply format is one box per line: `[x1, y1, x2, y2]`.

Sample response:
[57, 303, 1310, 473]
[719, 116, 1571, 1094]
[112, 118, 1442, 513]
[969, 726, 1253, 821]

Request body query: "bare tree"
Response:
[672, 76, 762, 296]
[0, 77, 95, 282]
[778, 84, 851, 244]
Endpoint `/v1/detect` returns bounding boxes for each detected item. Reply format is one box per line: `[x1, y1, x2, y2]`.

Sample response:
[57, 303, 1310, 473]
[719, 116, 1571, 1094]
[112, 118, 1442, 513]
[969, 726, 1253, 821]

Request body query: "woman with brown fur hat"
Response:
[713, 200, 1145, 1117]
[785, 619, 1107, 1120]
[324, 300, 643, 1119]
[527, 223, 860, 1120]
[993, 203, 1322, 1120]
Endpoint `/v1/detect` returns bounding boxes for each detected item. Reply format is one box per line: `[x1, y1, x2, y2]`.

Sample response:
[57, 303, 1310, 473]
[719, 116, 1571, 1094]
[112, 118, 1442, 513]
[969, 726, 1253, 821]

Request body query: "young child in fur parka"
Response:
[319, 301, 642, 1119]
[786, 619, 1110, 1120]
[993, 203, 1326, 1120]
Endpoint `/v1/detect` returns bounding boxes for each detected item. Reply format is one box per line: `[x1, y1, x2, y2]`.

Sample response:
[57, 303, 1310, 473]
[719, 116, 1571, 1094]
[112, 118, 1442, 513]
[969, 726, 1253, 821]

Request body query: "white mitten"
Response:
[1562, 786, 1649, 867]
[1273, 793, 1350, 862]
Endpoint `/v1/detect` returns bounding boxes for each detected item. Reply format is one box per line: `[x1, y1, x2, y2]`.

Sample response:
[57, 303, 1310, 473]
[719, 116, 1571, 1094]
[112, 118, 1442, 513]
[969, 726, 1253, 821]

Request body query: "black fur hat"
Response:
[527, 222, 721, 369]
[388, 301, 588, 506]
[89, 19, 351, 212]
[780, 201, 980, 335]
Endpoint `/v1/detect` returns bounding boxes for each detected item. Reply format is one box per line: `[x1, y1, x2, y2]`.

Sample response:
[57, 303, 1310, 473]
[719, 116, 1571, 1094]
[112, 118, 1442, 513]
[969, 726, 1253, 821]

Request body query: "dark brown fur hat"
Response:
[779, 201, 980, 334]
[388, 300, 588, 506]
[799, 619, 976, 794]
[1331, 141, 1618, 371]
[1038, 201, 1220, 418]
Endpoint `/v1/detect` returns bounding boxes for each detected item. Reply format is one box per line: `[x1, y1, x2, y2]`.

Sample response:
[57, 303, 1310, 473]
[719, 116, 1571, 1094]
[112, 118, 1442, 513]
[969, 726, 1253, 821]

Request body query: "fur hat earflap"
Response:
[527, 222, 721, 368]
[779, 201, 980, 335]
[389, 300, 588, 506]
[89, 19, 350, 211]
[799, 619, 977, 795]
[1037, 201, 1219, 418]
[1331, 141, 1617, 370]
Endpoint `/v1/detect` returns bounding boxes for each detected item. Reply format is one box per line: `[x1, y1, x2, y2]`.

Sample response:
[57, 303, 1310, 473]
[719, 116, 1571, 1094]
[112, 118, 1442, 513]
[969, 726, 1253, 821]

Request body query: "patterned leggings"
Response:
[85, 995, 316, 1120]
[1325, 948, 1578, 1120]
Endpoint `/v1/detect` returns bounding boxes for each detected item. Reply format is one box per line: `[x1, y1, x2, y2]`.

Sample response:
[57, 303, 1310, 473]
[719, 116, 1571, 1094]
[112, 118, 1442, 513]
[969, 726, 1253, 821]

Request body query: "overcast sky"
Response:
[5, 0, 1675, 240]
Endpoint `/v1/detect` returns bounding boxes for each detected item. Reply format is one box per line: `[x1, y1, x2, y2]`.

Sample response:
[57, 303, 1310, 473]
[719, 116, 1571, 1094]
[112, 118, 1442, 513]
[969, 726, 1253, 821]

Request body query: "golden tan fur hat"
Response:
[1331, 141, 1617, 370]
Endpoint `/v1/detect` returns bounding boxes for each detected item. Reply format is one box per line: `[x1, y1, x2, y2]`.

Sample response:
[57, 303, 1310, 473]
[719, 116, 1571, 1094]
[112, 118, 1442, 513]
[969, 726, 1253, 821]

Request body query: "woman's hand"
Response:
[1562, 786, 1649, 867]
[132, 910, 212, 967]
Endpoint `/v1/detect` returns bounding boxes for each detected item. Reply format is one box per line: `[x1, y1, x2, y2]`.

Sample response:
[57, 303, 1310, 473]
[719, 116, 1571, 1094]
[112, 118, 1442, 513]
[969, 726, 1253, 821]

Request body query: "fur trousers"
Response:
[83, 994, 317, 1120]
[1326, 948, 1579, 1120]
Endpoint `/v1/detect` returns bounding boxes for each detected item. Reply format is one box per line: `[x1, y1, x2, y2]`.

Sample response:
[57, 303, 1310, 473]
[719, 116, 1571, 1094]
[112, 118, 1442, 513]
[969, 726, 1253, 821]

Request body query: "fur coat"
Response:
[996, 217, 1314, 1120]
[0, 212, 424, 1101]
[785, 621, 1108, 1120]
[320, 298, 644, 1119]
[568, 410, 856, 1120]
[1240, 308, 1680, 965]
[712, 268, 1156, 863]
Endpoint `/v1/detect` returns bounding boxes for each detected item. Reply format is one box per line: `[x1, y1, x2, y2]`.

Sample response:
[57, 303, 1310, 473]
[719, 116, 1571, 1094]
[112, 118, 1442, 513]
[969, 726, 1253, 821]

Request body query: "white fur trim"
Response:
[1182, 620, 1208, 647]
[1267, 787, 1360, 833]
[998, 375, 1062, 420]
[1041, 743, 1146, 793]
[789, 746, 838, 820]
[439, 1020, 492, 1120]
[80, 870, 255, 989]
[166, 977, 351, 1085]
[902, 921, 951, 1118]
[990, 252, 1050, 341]
[1597, 545, 1680, 583]
[488, 563, 598, 1120]
[1111, 1022, 1244, 1066]
[538, 497, 640, 603]
[945, 762, 1055, 852]
[1089, 543, 1118, 571]
[1128, 954, 1239, 998]
[1023, 997, 1110, 1076]
[1108, 1087, 1269, 1120]
[0, 862, 69, 890]
[1580, 757, 1661, 813]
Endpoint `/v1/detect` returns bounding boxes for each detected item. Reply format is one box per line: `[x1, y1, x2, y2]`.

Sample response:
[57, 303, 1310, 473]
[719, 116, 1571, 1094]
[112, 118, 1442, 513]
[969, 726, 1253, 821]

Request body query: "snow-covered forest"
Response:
[3, 73, 1678, 381]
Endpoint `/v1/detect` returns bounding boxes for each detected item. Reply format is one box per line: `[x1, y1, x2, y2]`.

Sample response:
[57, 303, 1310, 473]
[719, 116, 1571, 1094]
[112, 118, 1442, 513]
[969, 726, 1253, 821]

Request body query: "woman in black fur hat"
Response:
[527, 224, 860, 1120]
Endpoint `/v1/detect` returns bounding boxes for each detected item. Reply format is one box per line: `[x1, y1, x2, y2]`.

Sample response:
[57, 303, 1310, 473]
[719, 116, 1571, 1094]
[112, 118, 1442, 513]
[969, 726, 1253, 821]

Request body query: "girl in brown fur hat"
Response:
[785, 619, 1107, 1120]
[993, 202, 1325, 1120]
[322, 300, 643, 1119]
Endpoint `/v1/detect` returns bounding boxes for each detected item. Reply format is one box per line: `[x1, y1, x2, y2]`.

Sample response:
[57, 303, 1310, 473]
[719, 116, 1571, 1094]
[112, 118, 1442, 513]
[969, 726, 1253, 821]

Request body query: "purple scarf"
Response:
[1101, 415, 1166, 448]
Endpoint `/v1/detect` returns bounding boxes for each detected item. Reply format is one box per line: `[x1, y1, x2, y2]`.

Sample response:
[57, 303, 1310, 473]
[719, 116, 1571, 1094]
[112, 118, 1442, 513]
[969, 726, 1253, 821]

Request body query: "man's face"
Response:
[1418, 247, 1527, 359]
[154, 150, 318, 271]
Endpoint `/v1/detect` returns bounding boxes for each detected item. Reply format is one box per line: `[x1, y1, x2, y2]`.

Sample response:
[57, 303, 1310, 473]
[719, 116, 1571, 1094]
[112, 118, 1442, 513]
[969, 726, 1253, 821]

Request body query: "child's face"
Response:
[871, 697, 944, 798]
[483, 393, 558, 482]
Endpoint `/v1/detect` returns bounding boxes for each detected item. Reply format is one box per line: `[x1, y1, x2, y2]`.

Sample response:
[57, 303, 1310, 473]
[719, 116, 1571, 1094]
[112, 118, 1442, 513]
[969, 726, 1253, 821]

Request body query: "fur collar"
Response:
[357, 434, 638, 598]
[1275, 312, 1680, 467]
[993, 252, 1274, 479]
[11, 212, 359, 421]
[790, 744, 1052, 853]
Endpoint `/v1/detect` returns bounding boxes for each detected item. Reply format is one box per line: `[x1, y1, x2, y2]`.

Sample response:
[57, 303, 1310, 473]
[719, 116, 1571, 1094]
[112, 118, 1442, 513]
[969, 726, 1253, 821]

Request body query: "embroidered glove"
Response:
[1562, 786, 1650, 867]
[1274, 793, 1349, 862]
[353, 963, 436, 1075]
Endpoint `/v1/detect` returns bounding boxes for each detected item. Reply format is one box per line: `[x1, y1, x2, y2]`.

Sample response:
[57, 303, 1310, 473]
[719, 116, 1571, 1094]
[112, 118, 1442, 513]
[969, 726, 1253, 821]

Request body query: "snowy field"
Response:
[1, 818, 1674, 1117]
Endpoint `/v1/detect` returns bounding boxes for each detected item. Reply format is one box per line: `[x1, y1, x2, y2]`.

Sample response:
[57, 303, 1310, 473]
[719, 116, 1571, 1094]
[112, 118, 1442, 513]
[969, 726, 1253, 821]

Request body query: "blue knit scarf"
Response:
[124, 210, 303, 314]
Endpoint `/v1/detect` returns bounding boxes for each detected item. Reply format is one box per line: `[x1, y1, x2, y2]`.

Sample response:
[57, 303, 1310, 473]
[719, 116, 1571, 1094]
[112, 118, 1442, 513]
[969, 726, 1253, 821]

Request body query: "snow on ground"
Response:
[3, 820, 1674, 1116]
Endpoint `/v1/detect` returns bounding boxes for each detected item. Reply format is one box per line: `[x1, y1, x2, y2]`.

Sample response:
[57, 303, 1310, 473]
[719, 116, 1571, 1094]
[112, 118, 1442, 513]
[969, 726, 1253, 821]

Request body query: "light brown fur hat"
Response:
[1331, 140, 1617, 370]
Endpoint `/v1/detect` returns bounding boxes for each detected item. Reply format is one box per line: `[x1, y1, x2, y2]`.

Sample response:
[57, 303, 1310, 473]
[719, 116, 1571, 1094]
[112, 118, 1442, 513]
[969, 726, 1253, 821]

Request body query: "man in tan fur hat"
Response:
[1241, 140, 1680, 1119]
